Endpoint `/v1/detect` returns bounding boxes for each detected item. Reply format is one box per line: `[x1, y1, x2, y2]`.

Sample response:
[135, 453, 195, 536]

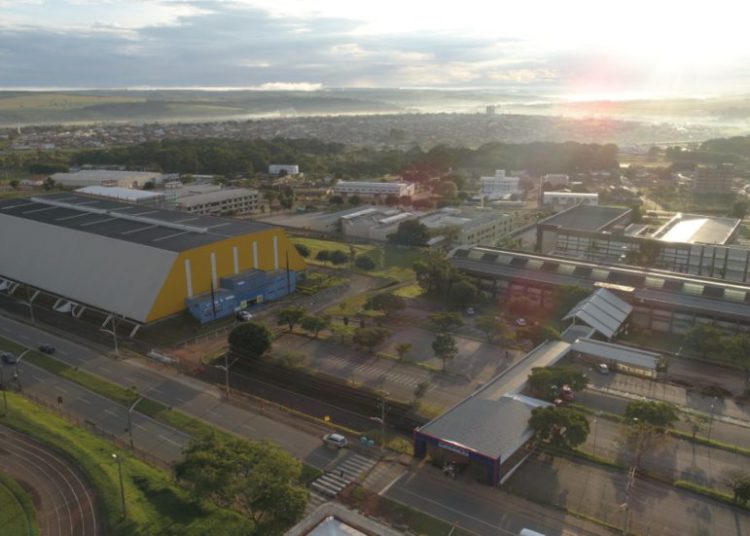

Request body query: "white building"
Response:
[543, 191, 599, 207]
[50, 170, 163, 189]
[543, 174, 570, 187]
[479, 170, 521, 199]
[340, 207, 420, 241]
[175, 188, 261, 216]
[76, 186, 166, 206]
[418, 208, 513, 246]
[334, 181, 415, 199]
[268, 164, 300, 176]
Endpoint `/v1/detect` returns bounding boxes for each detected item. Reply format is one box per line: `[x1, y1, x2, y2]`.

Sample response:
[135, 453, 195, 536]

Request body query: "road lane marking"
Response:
[53, 385, 68, 393]
[157, 434, 183, 447]
[104, 408, 119, 417]
[78, 398, 92, 405]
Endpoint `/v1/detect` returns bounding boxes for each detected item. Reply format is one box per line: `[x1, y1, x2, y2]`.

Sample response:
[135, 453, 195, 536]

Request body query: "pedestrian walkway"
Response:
[324, 354, 427, 388]
[311, 452, 377, 497]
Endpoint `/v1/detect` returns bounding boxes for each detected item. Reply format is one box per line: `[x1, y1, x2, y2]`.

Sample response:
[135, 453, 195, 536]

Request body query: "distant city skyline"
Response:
[2, 0, 749, 97]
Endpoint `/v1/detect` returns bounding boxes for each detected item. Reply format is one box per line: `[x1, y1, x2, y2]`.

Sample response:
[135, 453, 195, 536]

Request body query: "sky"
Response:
[1, 0, 749, 97]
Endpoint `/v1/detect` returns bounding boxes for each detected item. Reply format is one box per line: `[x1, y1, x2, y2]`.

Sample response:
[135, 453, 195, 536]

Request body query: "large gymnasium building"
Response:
[0, 193, 306, 332]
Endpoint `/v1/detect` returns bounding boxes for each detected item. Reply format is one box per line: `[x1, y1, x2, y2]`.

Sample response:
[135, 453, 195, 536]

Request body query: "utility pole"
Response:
[224, 351, 230, 400]
[127, 397, 144, 449]
[101, 314, 119, 357]
[0, 366, 7, 416]
[13, 349, 31, 392]
[112, 454, 126, 519]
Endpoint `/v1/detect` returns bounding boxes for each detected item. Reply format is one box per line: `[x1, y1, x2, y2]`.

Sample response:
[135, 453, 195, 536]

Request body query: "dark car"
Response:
[1, 352, 17, 364]
[38, 344, 56, 354]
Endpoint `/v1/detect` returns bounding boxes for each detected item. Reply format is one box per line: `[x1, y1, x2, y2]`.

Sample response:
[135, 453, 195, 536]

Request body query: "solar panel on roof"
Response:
[453, 249, 469, 258]
[663, 280, 683, 291]
[683, 283, 703, 296]
[510, 257, 528, 267]
[702, 286, 725, 298]
[541, 262, 559, 272]
[573, 266, 592, 276]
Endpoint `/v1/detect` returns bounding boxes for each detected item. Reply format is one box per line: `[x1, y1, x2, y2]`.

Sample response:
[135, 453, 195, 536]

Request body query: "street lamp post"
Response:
[708, 397, 718, 441]
[13, 349, 32, 391]
[592, 418, 598, 457]
[112, 454, 126, 519]
[0, 366, 7, 416]
[127, 397, 144, 449]
[216, 352, 238, 400]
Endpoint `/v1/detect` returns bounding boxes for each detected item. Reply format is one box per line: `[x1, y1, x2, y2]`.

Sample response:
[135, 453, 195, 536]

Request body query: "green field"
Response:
[0, 472, 37, 536]
[1, 393, 251, 536]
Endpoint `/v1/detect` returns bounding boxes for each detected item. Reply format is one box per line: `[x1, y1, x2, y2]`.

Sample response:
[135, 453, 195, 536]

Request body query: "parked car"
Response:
[465, 307, 475, 316]
[322, 432, 348, 449]
[597, 363, 610, 375]
[1, 352, 17, 365]
[38, 344, 56, 354]
[236, 310, 253, 321]
[514, 318, 527, 327]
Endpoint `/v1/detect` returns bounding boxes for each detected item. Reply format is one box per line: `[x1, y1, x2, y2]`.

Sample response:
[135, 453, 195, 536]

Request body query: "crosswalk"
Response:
[311, 453, 378, 498]
[324, 355, 428, 388]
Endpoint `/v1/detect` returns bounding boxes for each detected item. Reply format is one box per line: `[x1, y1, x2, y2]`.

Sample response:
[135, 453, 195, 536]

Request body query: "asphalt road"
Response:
[1, 360, 189, 464]
[0, 424, 99, 536]
[0, 314, 342, 470]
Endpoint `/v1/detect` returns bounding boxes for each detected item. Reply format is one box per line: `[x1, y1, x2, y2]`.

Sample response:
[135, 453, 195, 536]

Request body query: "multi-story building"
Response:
[693, 164, 735, 194]
[418, 208, 513, 246]
[479, 170, 521, 199]
[76, 185, 166, 206]
[174, 188, 261, 216]
[340, 207, 420, 241]
[50, 170, 164, 189]
[333, 181, 415, 199]
[268, 164, 300, 176]
[542, 191, 599, 208]
[543, 174, 570, 187]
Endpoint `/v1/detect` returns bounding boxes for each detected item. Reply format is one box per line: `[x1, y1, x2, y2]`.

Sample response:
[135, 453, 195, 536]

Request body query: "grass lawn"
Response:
[1, 393, 251, 536]
[0, 472, 37, 536]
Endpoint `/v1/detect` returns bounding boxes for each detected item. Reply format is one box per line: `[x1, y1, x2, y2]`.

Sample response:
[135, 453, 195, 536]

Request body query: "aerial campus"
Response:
[4, 3, 750, 536]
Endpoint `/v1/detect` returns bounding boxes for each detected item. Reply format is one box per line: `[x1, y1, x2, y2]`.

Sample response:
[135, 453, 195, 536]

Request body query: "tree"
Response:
[428, 312, 464, 331]
[349, 195, 361, 205]
[530, 406, 590, 450]
[42, 177, 55, 191]
[475, 315, 501, 342]
[388, 219, 430, 246]
[354, 255, 376, 270]
[277, 306, 307, 332]
[365, 293, 406, 315]
[228, 321, 272, 358]
[329, 195, 344, 205]
[432, 333, 458, 370]
[684, 324, 723, 358]
[175, 434, 307, 533]
[553, 285, 591, 319]
[527, 367, 588, 400]
[352, 327, 390, 353]
[294, 243, 311, 258]
[732, 200, 749, 219]
[725, 334, 750, 390]
[624, 400, 679, 430]
[437, 180, 458, 198]
[315, 250, 331, 262]
[726, 471, 750, 505]
[395, 342, 413, 361]
[449, 279, 477, 307]
[9, 179, 19, 190]
[329, 250, 349, 265]
[300, 315, 329, 338]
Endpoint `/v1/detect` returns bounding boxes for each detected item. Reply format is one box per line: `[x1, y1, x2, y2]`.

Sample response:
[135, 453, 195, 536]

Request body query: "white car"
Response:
[236, 310, 253, 321]
[322, 433, 348, 449]
[597, 363, 610, 375]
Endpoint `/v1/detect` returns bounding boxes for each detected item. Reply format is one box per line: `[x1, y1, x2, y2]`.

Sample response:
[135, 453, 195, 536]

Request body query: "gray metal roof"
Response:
[562, 288, 632, 339]
[174, 188, 259, 207]
[418, 394, 550, 461]
[572, 338, 660, 370]
[0, 193, 272, 252]
[539, 205, 630, 231]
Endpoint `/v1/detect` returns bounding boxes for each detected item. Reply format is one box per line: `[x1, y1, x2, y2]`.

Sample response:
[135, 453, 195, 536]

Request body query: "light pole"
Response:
[0, 366, 7, 416]
[127, 397, 144, 449]
[708, 397, 718, 441]
[112, 454, 126, 519]
[13, 349, 32, 391]
[592, 418, 598, 457]
[216, 352, 238, 400]
[101, 314, 119, 357]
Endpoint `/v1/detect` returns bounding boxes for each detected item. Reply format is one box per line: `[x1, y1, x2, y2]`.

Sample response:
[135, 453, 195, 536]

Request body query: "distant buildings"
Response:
[174, 188, 261, 216]
[479, 170, 521, 199]
[50, 170, 163, 189]
[543, 174, 570, 187]
[333, 180, 415, 199]
[75, 186, 166, 206]
[542, 191, 599, 208]
[341, 207, 419, 241]
[268, 164, 300, 176]
[419, 208, 513, 246]
[693, 165, 735, 194]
